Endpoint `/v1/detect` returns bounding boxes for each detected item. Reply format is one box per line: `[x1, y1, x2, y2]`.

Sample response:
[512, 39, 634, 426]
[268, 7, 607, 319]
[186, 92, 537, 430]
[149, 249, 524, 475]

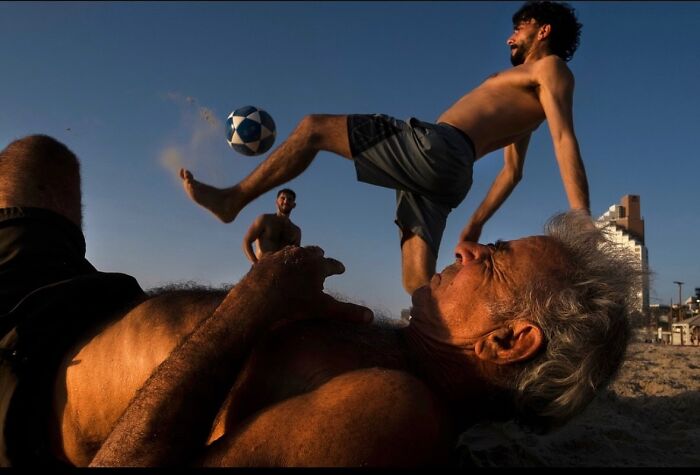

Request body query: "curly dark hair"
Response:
[512, 1, 582, 62]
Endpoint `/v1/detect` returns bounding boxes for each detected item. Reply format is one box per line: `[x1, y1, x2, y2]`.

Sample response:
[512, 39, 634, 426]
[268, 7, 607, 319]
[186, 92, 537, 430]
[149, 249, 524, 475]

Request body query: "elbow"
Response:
[508, 169, 523, 186]
[501, 164, 522, 186]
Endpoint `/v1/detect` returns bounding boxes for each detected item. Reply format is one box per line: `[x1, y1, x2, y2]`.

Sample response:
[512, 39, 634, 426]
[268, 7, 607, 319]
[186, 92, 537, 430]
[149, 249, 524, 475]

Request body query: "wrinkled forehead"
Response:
[511, 235, 572, 275]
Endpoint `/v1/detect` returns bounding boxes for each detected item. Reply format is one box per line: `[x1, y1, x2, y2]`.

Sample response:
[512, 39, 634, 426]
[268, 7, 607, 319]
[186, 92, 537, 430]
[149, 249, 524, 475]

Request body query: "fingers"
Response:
[279, 246, 346, 278]
[317, 293, 374, 324]
[303, 245, 324, 257]
[302, 246, 344, 277]
[323, 257, 345, 277]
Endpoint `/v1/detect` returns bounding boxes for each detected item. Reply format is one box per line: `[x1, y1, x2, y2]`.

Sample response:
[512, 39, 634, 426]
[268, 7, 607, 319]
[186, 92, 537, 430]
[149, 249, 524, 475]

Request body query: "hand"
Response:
[248, 245, 373, 324]
[459, 222, 482, 243]
[581, 214, 597, 231]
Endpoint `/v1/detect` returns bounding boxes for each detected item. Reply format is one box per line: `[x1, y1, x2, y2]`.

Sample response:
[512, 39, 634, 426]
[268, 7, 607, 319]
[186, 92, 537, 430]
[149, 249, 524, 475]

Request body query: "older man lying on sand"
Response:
[0, 135, 641, 467]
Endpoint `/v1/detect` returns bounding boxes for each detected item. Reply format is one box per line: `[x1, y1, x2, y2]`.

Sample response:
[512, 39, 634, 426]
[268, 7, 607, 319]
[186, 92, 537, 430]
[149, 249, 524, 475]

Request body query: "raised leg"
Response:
[400, 233, 436, 295]
[181, 114, 351, 223]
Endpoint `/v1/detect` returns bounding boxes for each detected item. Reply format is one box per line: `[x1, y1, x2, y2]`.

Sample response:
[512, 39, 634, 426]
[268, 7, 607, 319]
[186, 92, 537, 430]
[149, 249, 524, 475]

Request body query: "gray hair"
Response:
[492, 210, 643, 430]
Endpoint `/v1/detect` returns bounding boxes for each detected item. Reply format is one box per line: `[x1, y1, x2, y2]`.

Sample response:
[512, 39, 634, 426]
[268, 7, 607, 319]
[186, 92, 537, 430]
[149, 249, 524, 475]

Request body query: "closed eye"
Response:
[488, 240, 509, 252]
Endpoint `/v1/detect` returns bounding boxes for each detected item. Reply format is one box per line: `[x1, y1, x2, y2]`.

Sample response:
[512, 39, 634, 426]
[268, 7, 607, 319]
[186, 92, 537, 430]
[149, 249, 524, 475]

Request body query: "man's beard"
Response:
[510, 34, 536, 66]
[510, 46, 526, 66]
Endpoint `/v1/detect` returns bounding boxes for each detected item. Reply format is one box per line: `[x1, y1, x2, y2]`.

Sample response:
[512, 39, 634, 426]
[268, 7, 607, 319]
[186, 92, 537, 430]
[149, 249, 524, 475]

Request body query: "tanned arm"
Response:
[537, 56, 590, 213]
[89, 246, 372, 467]
[459, 134, 529, 243]
[242, 215, 265, 264]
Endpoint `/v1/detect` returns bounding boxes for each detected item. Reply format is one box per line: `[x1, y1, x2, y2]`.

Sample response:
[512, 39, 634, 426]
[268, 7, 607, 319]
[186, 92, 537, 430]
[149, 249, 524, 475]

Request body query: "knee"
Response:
[402, 272, 430, 295]
[294, 115, 327, 147]
[401, 236, 436, 295]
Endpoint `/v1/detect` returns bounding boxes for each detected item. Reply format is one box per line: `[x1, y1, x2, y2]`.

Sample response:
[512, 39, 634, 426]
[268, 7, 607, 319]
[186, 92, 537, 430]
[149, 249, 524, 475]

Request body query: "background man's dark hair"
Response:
[513, 1, 582, 62]
[277, 188, 296, 200]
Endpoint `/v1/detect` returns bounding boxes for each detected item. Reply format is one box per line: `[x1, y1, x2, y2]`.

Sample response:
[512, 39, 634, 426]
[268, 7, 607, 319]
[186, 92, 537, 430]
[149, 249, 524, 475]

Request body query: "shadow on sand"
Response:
[456, 389, 700, 467]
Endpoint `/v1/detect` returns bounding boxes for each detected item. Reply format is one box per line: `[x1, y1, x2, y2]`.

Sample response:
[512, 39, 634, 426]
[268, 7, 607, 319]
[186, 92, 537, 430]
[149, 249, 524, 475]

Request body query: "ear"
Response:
[474, 321, 544, 365]
[537, 23, 552, 40]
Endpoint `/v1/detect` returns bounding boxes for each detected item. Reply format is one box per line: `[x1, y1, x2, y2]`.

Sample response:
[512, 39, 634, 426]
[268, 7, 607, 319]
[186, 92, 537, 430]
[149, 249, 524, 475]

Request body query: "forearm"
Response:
[243, 241, 258, 264]
[555, 137, 590, 212]
[467, 169, 520, 229]
[90, 246, 364, 467]
[90, 276, 280, 467]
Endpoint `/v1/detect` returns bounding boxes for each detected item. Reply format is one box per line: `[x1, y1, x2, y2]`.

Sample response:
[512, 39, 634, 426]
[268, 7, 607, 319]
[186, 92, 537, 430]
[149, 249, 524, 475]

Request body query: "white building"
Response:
[595, 195, 649, 316]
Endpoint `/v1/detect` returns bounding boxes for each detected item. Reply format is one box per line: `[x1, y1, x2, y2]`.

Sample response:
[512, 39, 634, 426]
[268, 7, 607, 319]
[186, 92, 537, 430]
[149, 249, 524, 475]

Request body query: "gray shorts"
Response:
[347, 114, 475, 257]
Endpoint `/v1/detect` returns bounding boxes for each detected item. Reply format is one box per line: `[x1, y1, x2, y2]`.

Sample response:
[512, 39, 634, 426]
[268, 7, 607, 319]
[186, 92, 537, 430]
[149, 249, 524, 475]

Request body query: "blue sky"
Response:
[2, 1, 699, 317]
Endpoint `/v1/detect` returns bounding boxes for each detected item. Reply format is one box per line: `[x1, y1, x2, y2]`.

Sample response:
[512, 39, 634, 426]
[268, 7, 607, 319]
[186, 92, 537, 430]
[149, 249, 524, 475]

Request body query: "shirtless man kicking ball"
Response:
[180, 1, 589, 296]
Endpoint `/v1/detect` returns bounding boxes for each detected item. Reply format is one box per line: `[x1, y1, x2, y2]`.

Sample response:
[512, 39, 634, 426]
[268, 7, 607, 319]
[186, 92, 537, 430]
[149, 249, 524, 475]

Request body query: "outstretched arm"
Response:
[242, 215, 265, 264]
[90, 246, 373, 467]
[538, 57, 590, 213]
[460, 134, 529, 243]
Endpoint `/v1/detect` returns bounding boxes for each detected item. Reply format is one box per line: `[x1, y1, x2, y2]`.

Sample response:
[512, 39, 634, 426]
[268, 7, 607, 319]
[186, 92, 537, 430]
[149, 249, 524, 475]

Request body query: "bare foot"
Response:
[179, 169, 242, 223]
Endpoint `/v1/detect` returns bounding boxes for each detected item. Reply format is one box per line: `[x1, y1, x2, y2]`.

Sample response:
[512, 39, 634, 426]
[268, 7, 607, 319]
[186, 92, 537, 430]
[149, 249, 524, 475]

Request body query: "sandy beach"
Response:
[456, 334, 700, 467]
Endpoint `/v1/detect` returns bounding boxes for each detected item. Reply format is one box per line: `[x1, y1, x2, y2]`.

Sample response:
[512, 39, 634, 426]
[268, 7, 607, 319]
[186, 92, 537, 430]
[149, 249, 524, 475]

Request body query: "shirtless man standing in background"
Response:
[242, 188, 300, 265]
[180, 1, 590, 295]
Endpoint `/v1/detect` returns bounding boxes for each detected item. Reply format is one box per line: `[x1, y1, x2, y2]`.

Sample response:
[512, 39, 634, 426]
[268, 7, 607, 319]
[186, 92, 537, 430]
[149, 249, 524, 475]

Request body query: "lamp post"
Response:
[673, 281, 684, 323]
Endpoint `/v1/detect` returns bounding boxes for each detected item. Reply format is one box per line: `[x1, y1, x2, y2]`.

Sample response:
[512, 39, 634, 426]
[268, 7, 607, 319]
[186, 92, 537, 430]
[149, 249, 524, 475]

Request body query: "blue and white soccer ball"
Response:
[225, 106, 276, 156]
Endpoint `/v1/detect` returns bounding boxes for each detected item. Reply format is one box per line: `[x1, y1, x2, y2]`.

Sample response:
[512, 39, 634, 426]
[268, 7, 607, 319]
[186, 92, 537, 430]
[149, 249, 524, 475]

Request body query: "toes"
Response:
[179, 169, 193, 181]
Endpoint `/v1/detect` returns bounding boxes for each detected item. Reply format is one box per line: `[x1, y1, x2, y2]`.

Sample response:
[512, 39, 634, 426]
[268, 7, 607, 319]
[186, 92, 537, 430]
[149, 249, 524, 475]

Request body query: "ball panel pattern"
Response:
[226, 106, 277, 156]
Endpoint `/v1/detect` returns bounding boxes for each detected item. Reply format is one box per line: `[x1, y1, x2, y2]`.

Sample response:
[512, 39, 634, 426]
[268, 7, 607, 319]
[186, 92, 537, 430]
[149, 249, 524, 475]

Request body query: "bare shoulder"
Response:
[204, 368, 450, 467]
[68, 288, 225, 366]
[57, 288, 227, 464]
[535, 55, 574, 81]
[249, 213, 275, 230]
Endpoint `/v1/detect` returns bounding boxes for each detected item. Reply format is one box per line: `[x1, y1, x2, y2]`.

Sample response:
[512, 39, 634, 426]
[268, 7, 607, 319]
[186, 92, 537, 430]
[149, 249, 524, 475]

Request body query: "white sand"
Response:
[457, 336, 700, 467]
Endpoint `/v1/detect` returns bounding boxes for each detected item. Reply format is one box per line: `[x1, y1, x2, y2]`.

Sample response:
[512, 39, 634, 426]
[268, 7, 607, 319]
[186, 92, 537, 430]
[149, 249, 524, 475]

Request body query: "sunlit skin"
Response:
[403, 237, 570, 401]
[47, 236, 568, 466]
[414, 237, 571, 341]
[242, 191, 301, 264]
[2, 5, 594, 465]
[179, 17, 590, 295]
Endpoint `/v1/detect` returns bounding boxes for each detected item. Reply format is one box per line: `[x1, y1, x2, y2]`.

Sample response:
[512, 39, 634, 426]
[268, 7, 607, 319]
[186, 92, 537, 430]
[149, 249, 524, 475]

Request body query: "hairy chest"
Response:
[211, 321, 407, 432]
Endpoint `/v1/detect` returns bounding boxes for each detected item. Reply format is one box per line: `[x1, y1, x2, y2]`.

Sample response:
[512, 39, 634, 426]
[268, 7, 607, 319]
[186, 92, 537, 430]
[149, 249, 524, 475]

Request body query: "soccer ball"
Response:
[225, 106, 276, 156]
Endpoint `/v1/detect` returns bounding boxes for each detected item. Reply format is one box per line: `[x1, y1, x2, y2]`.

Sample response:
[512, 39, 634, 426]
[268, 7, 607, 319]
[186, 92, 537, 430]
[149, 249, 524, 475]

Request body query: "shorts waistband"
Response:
[437, 122, 475, 156]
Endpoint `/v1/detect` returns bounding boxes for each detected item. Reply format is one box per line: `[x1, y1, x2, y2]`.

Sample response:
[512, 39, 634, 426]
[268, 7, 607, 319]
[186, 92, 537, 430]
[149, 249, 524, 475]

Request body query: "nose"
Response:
[454, 241, 491, 264]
